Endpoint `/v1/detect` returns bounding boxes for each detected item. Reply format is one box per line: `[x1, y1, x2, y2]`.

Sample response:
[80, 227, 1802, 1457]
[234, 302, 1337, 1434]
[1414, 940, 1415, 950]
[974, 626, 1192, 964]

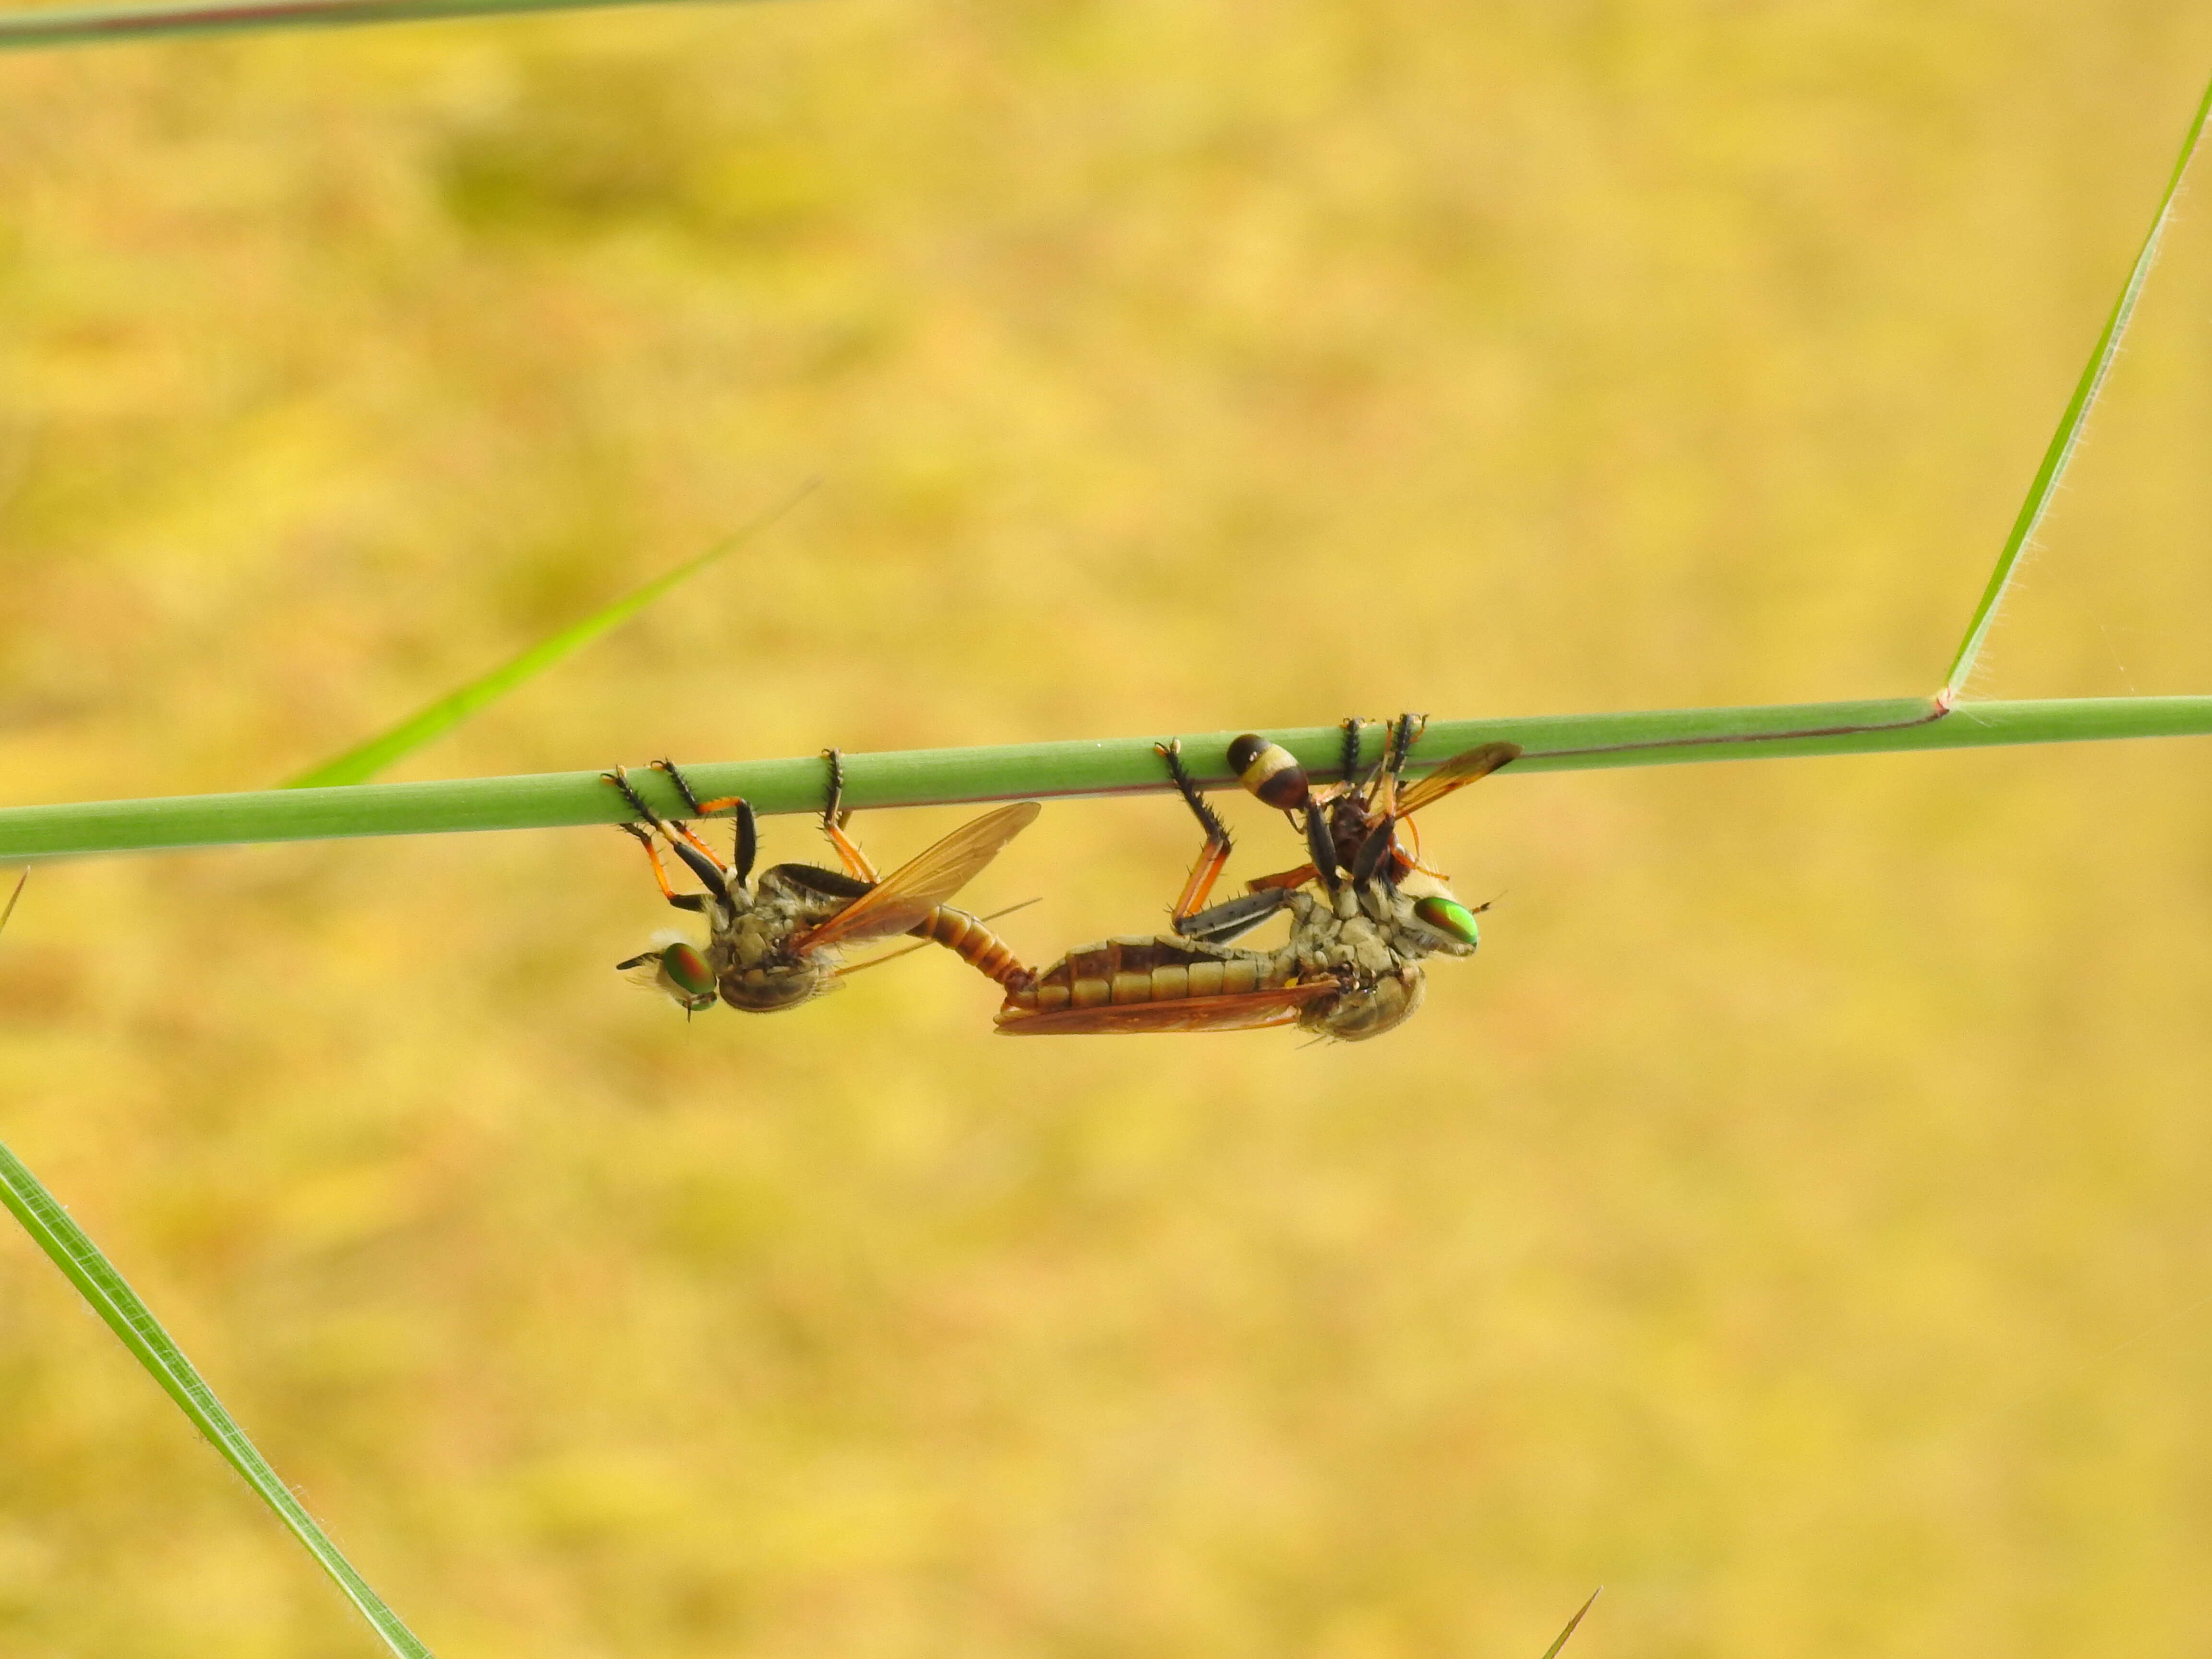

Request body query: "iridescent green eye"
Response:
[1414, 895, 1480, 946]
[662, 942, 716, 998]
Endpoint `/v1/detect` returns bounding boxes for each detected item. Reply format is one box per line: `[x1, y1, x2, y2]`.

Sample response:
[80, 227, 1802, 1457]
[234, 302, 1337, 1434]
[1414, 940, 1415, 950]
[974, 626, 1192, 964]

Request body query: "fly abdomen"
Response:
[1004, 936, 1276, 1013]
[911, 906, 1033, 990]
[1227, 733, 1310, 812]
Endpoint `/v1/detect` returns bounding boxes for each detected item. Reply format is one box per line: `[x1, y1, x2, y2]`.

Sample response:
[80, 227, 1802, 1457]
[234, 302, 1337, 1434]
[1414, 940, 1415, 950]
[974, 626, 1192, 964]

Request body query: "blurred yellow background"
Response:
[4, 2, 2212, 1654]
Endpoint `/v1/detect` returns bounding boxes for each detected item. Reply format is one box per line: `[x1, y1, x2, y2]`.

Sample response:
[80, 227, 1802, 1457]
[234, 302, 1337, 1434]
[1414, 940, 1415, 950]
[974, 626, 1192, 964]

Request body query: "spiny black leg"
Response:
[655, 762, 757, 886]
[1338, 717, 1367, 789]
[1159, 740, 1241, 923]
[1386, 712, 1427, 786]
[1158, 739, 1233, 853]
[650, 758, 706, 816]
[821, 748, 848, 831]
[1176, 886, 1292, 944]
[605, 767, 669, 830]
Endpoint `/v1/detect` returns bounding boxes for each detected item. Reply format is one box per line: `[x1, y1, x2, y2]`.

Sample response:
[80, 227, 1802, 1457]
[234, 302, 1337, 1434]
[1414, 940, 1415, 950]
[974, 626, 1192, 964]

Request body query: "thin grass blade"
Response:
[1538, 1588, 1601, 1659]
[1943, 71, 2212, 697]
[0, 1139, 435, 1657]
[0, 0, 769, 51]
[283, 481, 815, 790]
[5, 754, 425, 1652]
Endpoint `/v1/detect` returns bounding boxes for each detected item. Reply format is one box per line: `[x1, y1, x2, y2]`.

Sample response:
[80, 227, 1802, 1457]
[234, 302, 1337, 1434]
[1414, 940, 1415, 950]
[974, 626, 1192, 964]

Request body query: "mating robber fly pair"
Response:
[605, 715, 1519, 1042]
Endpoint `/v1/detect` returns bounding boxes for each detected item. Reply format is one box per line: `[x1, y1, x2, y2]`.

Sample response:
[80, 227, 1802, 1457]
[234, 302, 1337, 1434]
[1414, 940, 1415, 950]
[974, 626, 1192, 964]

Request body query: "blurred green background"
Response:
[4, 2, 2212, 1654]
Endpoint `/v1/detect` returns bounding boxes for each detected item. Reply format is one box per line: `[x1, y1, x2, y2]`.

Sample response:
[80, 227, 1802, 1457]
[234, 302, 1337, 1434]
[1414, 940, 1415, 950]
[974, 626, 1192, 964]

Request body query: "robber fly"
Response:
[995, 716, 1517, 1041]
[608, 752, 1038, 1015]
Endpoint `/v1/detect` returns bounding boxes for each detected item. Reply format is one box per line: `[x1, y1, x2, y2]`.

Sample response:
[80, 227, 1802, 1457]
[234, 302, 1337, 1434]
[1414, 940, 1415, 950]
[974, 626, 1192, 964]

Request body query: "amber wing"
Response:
[793, 801, 1041, 951]
[994, 982, 1338, 1035]
[1392, 741, 1520, 818]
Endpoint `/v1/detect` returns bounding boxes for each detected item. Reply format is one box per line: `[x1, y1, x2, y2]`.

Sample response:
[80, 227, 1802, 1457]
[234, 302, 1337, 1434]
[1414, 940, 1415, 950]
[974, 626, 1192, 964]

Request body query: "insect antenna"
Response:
[0, 869, 25, 939]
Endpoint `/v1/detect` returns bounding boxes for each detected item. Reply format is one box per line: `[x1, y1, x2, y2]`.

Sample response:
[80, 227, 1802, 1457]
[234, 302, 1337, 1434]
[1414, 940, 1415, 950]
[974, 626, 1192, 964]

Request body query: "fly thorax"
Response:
[1334, 915, 1397, 977]
[727, 914, 783, 969]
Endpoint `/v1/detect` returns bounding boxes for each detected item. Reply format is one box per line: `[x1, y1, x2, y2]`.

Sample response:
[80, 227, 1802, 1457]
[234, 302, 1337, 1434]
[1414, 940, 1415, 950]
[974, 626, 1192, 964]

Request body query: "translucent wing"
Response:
[791, 801, 1041, 952]
[1392, 741, 1520, 819]
[994, 981, 1337, 1035]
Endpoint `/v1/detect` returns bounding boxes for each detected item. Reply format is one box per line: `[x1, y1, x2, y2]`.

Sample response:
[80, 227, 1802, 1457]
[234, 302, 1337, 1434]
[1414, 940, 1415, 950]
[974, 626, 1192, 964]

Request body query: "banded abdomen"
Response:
[908, 905, 1032, 989]
[1001, 935, 1286, 1015]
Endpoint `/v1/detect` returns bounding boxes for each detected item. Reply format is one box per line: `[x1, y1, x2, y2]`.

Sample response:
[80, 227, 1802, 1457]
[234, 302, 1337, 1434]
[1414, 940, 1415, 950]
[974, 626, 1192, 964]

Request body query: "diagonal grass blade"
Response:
[1943, 71, 2212, 698]
[1, 866, 430, 1654]
[283, 481, 815, 790]
[0, 0, 774, 51]
[0, 1141, 437, 1655]
[1538, 1588, 1601, 1659]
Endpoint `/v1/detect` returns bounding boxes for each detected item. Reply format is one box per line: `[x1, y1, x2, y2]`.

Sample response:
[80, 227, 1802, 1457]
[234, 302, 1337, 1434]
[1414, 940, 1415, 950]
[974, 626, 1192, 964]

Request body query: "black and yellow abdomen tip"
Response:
[1227, 733, 1310, 812]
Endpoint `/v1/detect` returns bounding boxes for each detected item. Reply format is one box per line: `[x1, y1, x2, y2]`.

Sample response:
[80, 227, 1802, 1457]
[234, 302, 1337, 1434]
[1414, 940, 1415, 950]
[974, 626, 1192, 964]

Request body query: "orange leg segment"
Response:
[618, 823, 688, 903]
[1156, 739, 1238, 922]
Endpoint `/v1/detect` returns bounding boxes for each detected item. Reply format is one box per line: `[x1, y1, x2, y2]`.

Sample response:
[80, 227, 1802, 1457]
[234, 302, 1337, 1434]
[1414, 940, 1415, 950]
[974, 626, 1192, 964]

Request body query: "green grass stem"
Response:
[0, 1137, 435, 1657]
[1942, 71, 2212, 697]
[8, 694, 2212, 860]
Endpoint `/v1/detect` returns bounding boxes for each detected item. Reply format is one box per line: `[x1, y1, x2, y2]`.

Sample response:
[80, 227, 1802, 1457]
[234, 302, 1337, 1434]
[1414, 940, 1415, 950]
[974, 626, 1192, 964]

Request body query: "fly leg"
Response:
[1159, 739, 1232, 921]
[1377, 712, 1427, 815]
[1338, 716, 1370, 793]
[646, 759, 761, 888]
[1158, 739, 1292, 943]
[605, 766, 727, 902]
[815, 748, 881, 883]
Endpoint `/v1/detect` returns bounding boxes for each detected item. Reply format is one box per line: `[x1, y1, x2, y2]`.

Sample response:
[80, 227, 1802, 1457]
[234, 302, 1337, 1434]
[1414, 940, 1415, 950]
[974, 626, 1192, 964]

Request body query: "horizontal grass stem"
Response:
[6, 695, 2212, 860]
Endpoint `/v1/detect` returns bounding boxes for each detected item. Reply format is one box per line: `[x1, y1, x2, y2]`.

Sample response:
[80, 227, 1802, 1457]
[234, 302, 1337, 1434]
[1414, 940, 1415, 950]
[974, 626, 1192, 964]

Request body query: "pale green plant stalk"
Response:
[7, 694, 2212, 860]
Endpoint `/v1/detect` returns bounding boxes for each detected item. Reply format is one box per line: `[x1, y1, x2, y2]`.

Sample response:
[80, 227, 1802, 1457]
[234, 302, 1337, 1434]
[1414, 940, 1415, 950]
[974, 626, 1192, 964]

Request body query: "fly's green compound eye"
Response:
[662, 943, 716, 998]
[1414, 896, 1480, 946]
